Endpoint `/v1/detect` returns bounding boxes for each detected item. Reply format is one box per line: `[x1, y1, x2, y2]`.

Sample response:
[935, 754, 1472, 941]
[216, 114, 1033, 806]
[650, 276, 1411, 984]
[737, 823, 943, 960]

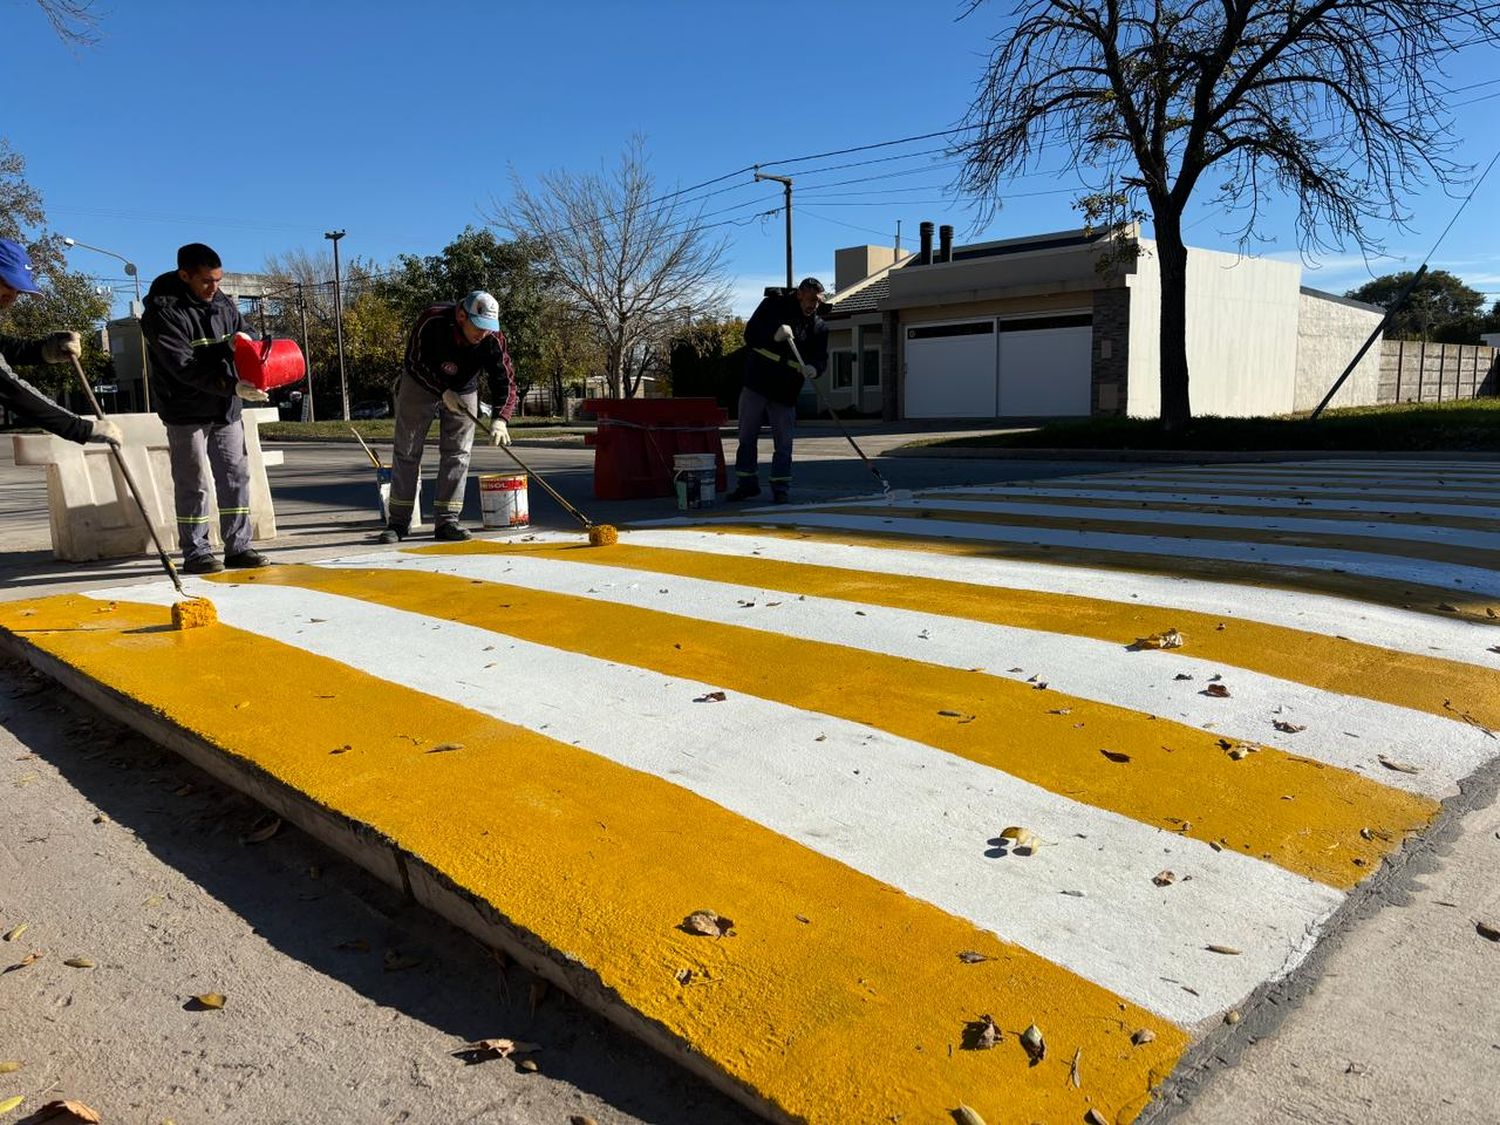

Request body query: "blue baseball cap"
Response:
[0, 238, 42, 294]
[460, 290, 501, 332]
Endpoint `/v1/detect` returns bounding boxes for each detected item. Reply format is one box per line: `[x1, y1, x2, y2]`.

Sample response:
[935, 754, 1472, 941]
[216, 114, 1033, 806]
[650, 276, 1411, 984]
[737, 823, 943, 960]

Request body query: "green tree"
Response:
[669, 315, 746, 409]
[1345, 270, 1487, 343]
[958, 0, 1500, 430]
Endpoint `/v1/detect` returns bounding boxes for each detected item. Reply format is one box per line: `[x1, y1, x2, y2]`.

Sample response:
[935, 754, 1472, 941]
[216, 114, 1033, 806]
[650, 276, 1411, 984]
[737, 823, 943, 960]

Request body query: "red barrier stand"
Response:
[583, 397, 728, 500]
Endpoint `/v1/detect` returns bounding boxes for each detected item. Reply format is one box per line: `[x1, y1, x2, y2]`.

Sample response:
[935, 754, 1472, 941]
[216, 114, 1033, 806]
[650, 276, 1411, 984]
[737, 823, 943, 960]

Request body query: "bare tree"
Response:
[957, 0, 1500, 430]
[491, 136, 731, 399]
[27, 0, 100, 45]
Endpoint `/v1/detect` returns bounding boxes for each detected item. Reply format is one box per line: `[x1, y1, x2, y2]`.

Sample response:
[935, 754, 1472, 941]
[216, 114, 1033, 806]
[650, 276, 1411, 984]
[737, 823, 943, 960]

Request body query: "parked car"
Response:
[350, 400, 391, 419]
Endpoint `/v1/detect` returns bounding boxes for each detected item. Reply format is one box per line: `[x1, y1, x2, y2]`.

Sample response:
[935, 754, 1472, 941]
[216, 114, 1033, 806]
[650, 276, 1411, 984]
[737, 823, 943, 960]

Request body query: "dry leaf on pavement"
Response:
[1206, 944, 1242, 955]
[1, 924, 26, 942]
[569, 1117, 600, 1125]
[1070, 1047, 1082, 1088]
[190, 992, 226, 1009]
[1019, 1022, 1046, 1063]
[35, 1100, 102, 1123]
[63, 958, 94, 969]
[1100, 749, 1132, 763]
[239, 816, 282, 844]
[1086, 1110, 1109, 1125]
[1477, 921, 1500, 942]
[962, 1014, 1000, 1050]
[1153, 870, 1176, 887]
[1132, 628, 1184, 650]
[1378, 754, 1420, 775]
[1131, 1027, 1156, 1045]
[999, 826, 1039, 852]
[3, 952, 41, 974]
[1201, 683, 1231, 698]
[692, 691, 728, 703]
[453, 1038, 541, 1063]
[953, 1105, 987, 1125]
[957, 950, 991, 964]
[0, 1061, 18, 1074]
[0, 1096, 23, 1116]
[1272, 720, 1307, 734]
[681, 910, 736, 938]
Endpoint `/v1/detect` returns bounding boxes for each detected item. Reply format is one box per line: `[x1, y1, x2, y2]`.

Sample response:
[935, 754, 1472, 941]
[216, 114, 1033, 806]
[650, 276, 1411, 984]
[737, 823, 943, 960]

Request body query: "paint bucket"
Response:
[376, 468, 423, 529]
[234, 335, 307, 391]
[673, 452, 719, 511]
[479, 472, 529, 529]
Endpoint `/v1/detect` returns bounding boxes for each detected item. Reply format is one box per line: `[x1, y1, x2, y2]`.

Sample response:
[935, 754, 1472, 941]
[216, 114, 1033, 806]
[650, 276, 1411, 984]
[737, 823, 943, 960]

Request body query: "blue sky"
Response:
[5, 0, 1499, 320]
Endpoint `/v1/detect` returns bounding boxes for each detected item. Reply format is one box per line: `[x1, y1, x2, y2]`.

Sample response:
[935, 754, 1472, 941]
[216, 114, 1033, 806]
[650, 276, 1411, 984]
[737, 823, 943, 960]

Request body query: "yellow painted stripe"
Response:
[809, 504, 1500, 573]
[426, 539, 1500, 733]
[687, 522, 1500, 624]
[229, 564, 1438, 889]
[1, 594, 1187, 1123]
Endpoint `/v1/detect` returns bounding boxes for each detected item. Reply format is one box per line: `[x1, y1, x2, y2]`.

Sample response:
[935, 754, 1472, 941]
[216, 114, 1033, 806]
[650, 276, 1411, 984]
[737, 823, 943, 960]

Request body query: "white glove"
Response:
[800, 364, 818, 379]
[42, 331, 82, 363]
[234, 380, 269, 402]
[773, 324, 793, 344]
[441, 389, 465, 414]
[87, 417, 123, 445]
[234, 331, 255, 343]
[489, 418, 511, 446]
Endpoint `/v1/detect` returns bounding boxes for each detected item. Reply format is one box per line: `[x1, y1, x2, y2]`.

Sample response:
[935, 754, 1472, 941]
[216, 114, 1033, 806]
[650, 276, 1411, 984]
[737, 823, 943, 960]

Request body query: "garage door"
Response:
[997, 315, 1093, 416]
[903, 321, 996, 418]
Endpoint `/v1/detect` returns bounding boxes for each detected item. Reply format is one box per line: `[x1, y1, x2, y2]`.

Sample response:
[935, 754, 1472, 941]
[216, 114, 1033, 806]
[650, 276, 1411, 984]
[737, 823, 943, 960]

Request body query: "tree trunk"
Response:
[1155, 210, 1192, 432]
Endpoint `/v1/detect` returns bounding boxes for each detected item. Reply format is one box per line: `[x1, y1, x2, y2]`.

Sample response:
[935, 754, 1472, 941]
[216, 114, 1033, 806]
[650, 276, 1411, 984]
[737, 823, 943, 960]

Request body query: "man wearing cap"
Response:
[0, 237, 123, 447]
[141, 242, 270, 574]
[377, 290, 518, 543]
[728, 276, 829, 504]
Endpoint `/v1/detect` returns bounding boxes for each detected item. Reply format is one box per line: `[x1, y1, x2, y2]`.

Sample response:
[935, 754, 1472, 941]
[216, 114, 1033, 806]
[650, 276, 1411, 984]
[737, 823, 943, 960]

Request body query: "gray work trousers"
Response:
[388, 375, 476, 530]
[733, 386, 796, 486]
[164, 418, 252, 563]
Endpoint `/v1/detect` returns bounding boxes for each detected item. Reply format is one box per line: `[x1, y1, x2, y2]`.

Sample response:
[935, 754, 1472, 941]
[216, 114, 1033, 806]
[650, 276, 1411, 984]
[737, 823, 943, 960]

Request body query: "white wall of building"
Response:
[1293, 293, 1385, 411]
[1126, 244, 1301, 418]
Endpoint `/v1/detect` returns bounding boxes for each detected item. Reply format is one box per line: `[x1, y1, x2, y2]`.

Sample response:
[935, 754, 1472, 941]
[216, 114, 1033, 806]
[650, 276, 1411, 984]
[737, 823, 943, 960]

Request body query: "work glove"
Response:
[800, 364, 818, 379]
[773, 324, 793, 344]
[86, 417, 123, 445]
[441, 389, 466, 414]
[41, 331, 82, 363]
[489, 418, 511, 447]
[234, 380, 269, 402]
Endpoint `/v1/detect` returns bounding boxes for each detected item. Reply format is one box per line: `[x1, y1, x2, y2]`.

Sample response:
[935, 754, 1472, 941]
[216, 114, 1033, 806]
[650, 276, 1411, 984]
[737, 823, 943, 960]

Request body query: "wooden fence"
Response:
[1379, 340, 1498, 403]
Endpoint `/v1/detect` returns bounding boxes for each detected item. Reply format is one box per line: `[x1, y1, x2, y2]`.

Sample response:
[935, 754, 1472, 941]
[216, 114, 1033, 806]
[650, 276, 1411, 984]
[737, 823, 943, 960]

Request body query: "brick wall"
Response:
[1091, 288, 1129, 415]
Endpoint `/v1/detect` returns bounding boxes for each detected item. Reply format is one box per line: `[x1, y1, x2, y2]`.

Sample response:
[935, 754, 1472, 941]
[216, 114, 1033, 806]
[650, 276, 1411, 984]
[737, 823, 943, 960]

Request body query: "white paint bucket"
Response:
[376, 467, 423, 530]
[673, 453, 719, 511]
[479, 472, 529, 529]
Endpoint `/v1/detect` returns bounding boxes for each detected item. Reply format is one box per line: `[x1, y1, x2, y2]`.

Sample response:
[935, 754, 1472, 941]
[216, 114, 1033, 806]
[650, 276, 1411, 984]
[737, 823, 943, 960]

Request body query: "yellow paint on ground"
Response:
[0, 593, 1188, 1123]
[428, 539, 1500, 734]
[237, 564, 1437, 888]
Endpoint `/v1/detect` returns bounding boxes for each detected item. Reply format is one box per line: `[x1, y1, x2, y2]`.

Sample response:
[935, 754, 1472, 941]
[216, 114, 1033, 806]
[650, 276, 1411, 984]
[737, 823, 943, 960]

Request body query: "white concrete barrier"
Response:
[11, 408, 284, 562]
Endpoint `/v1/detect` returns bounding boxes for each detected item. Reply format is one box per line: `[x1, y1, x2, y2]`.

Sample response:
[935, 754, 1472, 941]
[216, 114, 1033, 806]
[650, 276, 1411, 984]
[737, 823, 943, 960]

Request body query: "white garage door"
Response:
[903, 321, 997, 418]
[997, 315, 1093, 416]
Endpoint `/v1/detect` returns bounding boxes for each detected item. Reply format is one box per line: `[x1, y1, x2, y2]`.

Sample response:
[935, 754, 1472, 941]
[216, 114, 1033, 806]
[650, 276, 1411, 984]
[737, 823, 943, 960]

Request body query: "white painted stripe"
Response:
[1143, 464, 1500, 481]
[1114, 474, 1500, 500]
[614, 528, 1500, 669]
[326, 550, 1498, 798]
[85, 578, 1345, 1024]
[839, 497, 1500, 551]
[725, 511, 1500, 598]
[922, 484, 1496, 520]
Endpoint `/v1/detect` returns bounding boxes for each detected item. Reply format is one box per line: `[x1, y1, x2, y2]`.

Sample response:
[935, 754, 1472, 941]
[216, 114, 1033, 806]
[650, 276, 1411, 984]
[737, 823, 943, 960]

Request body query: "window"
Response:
[831, 351, 854, 390]
[861, 348, 880, 388]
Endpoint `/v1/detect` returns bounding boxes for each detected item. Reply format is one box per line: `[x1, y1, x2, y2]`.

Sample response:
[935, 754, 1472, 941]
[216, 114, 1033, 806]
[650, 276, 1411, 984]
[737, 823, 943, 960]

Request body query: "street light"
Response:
[62, 236, 151, 412]
[324, 229, 349, 421]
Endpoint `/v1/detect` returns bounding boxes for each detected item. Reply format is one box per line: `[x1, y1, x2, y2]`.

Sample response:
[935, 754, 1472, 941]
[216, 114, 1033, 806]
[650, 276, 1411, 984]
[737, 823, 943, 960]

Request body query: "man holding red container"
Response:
[141, 242, 269, 574]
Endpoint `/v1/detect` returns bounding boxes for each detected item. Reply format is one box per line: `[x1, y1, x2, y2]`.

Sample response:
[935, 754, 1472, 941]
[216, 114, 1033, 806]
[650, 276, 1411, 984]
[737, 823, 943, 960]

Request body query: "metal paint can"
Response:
[673, 452, 718, 511]
[479, 472, 529, 529]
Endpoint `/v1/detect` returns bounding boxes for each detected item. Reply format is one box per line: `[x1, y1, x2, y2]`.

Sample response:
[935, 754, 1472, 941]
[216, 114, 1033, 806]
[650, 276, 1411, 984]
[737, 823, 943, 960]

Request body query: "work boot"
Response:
[375, 525, 407, 545]
[726, 479, 761, 502]
[225, 549, 269, 569]
[433, 522, 472, 542]
[182, 555, 223, 575]
[772, 487, 790, 505]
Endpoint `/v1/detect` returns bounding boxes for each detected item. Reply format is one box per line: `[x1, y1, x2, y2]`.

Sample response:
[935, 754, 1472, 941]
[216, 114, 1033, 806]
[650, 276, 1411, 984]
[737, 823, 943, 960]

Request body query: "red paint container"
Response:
[233, 336, 307, 391]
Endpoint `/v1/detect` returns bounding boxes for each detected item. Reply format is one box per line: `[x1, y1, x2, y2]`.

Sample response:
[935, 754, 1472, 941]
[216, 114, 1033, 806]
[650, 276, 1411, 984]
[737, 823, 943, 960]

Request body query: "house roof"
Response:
[825, 253, 912, 320]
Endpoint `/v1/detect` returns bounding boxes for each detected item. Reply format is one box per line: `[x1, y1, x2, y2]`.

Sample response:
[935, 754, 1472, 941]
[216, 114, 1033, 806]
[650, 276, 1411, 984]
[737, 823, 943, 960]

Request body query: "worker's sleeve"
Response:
[142, 305, 235, 396]
[0, 350, 93, 444]
[486, 333, 518, 422]
[743, 296, 782, 351]
[805, 319, 830, 375]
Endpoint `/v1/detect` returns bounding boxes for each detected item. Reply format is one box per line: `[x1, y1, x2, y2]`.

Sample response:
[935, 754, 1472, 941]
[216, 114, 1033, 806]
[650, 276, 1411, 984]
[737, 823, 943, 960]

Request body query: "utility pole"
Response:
[296, 281, 315, 422]
[324, 229, 349, 421]
[754, 170, 793, 289]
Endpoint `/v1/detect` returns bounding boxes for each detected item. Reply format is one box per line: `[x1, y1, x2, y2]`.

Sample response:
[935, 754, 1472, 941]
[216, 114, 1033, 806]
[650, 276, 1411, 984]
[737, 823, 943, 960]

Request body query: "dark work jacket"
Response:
[141, 271, 246, 425]
[0, 329, 94, 443]
[742, 291, 829, 406]
[403, 303, 519, 420]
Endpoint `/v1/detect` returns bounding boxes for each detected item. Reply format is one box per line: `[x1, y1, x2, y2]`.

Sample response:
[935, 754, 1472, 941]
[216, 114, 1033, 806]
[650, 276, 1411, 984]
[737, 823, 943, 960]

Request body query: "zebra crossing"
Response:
[0, 458, 1494, 1123]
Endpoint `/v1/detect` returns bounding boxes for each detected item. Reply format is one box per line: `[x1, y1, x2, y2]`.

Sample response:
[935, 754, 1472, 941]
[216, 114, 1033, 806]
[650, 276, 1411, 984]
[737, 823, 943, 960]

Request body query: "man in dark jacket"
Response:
[729, 277, 829, 503]
[377, 290, 518, 543]
[0, 237, 122, 446]
[141, 243, 269, 574]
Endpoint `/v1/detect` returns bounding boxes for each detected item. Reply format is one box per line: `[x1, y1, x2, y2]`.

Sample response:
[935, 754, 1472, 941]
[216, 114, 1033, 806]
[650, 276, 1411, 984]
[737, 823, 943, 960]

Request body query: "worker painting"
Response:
[141, 242, 270, 574]
[728, 276, 829, 504]
[377, 290, 518, 544]
[0, 237, 122, 447]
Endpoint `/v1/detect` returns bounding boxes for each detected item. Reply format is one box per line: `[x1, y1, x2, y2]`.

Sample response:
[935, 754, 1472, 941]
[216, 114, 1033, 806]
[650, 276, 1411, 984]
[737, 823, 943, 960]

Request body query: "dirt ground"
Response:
[0, 657, 759, 1125]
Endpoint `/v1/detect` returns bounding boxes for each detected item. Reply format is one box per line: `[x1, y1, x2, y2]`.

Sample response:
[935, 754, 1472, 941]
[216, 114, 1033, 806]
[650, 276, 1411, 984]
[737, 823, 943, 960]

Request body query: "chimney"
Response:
[918, 221, 935, 266]
[938, 224, 954, 263]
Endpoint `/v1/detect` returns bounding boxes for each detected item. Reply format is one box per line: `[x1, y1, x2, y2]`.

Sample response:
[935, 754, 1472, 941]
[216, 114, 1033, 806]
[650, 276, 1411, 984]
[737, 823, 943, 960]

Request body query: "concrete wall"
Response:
[1293, 293, 1385, 411]
[1126, 244, 1301, 418]
[834, 247, 899, 293]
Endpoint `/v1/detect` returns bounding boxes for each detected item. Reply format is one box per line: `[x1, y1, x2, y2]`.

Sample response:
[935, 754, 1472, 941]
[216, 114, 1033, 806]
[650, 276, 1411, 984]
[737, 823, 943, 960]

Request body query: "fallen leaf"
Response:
[681, 910, 735, 938]
[1206, 944, 1242, 955]
[239, 816, 282, 844]
[3, 951, 41, 973]
[1378, 754, 1420, 775]
[953, 1105, 987, 1125]
[957, 950, 991, 964]
[1131, 1027, 1156, 1046]
[1173, 673, 1194, 681]
[1085, 1110, 1109, 1125]
[999, 825, 1039, 852]
[456, 1038, 540, 1061]
[1046, 707, 1072, 716]
[0, 1097, 22, 1116]
[1201, 683, 1231, 698]
[91, 812, 108, 825]
[1133, 628, 1184, 650]
[191, 992, 226, 1009]
[0, 1061, 18, 1074]
[569, 1117, 599, 1125]
[2, 924, 27, 942]
[1019, 1022, 1045, 1063]
[692, 691, 727, 704]
[963, 1013, 1000, 1050]
[1477, 921, 1500, 942]
[383, 950, 423, 972]
[1273, 721, 1307, 734]
[519, 1058, 539, 1072]
[937, 709, 963, 717]
[1224, 1009, 1242, 1024]
[426, 742, 464, 754]
[36, 1100, 102, 1123]
[1070, 1046, 1082, 1088]
[1152, 870, 1176, 887]
[63, 957, 95, 969]
[1100, 749, 1132, 764]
